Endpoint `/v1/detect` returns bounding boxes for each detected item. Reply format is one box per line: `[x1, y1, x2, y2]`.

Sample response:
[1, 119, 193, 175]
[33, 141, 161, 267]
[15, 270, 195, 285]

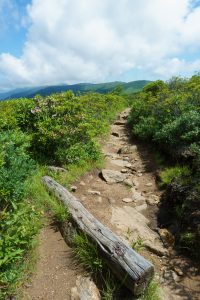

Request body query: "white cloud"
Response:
[0, 0, 200, 89]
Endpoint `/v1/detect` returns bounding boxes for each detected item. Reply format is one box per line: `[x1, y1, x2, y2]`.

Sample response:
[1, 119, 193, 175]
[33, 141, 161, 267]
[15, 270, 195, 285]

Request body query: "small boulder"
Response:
[124, 178, 133, 187]
[146, 182, 153, 187]
[132, 191, 146, 202]
[88, 190, 101, 196]
[147, 194, 160, 205]
[163, 270, 180, 283]
[101, 169, 126, 184]
[159, 228, 175, 247]
[111, 159, 132, 168]
[118, 145, 137, 154]
[135, 203, 148, 212]
[122, 198, 133, 203]
[121, 169, 128, 173]
[71, 276, 101, 300]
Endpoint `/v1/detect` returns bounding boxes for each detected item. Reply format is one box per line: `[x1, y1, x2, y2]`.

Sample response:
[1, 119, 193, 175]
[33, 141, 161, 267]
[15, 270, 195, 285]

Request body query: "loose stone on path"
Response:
[101, 169, 126, 184]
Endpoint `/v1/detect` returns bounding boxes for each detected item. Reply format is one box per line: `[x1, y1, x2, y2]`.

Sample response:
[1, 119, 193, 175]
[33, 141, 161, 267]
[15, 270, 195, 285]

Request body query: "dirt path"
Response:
[23, 109, 200, 300]
[22, 224, 82, 300]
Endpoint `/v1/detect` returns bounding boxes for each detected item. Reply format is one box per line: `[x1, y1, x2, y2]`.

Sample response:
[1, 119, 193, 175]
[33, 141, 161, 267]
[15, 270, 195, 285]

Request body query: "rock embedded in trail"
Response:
[118, 145, 137, 154]
[146, 194, 160, 205]
[71, 276, 101, 300]
[101, 169, 126, 184]
[135, 203, 148, 212]
[122, 198, 134, 203]
[132, 191, 146, 202]
[111, 206, 167, 256]
[121, 168, 128, 173]
[158, 228, 175, 247]
[162, 270, 180, 283]
[87, 190, 101, 196]
[146, 183, 153, 187]
[124, 178, 134, 187]
[111, 159, 132, 168]
[104, 152, 119, 159]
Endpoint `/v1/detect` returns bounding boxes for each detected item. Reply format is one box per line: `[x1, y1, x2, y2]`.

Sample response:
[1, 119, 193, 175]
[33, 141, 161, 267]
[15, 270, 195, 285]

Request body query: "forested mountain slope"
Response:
[0, 80, 150, 100]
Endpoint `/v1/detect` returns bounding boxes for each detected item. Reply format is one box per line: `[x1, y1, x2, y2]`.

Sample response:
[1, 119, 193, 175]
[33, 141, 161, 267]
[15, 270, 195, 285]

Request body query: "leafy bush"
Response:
[15, 91, 126, 164]
[0, 131, 35, 210]
[160, 166, 191, 187]
[129, 75, 200, 258]
[0, 91, 126, 298]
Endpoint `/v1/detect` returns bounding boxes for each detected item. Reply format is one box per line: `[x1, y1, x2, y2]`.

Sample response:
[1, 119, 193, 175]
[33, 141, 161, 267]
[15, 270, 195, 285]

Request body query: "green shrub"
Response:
[73, 233, 104, 274]
[0, 131, 35, 210]
[160, 166, 191, 187]
[14, 92, 126, 164]
[129, 75, 200, 258]
[0, 204, 41, 298]
[138, 280, 161, 300]
[0, 90, 127, 298]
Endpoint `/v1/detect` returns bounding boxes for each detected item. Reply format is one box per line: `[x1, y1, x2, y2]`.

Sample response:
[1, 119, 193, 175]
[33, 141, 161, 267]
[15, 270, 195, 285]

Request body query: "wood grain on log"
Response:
[42, 176, 154, 296]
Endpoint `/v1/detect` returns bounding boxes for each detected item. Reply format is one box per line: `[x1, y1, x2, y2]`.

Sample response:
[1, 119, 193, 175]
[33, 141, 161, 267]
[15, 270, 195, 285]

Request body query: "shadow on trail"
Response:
[123, 122, 200, 300]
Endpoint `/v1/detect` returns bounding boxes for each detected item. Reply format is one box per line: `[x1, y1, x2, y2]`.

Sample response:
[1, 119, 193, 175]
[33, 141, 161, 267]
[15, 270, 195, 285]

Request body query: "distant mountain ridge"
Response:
[0, 80, 150, 100]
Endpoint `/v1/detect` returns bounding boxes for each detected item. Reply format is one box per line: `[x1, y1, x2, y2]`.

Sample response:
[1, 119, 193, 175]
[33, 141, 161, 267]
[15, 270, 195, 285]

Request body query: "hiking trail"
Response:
[23, 109, 200, 300]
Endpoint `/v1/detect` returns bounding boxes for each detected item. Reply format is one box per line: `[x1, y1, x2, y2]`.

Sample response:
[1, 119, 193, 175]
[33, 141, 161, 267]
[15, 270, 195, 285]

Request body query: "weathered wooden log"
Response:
[42, 176, 154, 296]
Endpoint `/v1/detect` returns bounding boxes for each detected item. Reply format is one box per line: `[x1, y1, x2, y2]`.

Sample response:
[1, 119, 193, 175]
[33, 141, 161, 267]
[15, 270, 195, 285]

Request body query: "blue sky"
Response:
[0, 0, 30, 56]
[0, 0, 200, 91]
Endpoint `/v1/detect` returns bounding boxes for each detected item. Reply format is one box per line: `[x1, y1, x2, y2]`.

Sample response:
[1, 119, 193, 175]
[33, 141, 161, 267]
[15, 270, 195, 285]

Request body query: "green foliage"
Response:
[129, 76, 200, 162]
[0, 90, 126, 298]
[132, 236, 144, 253]
[160, 166, 191, 187]
[101, 272, 116, 300]
[138, 281, 161, 300]
[0, 130, 35, 210]
[180, 232, 196, 249]
[73, 233, 104, 274]
[0, 204, 41, 298]
[129, 75, 200, 258]
[25, 167, 69, 222]
[15, 92, 126, 164]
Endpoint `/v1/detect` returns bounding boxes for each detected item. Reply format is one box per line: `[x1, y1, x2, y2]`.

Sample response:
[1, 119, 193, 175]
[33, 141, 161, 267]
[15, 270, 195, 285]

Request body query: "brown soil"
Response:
[22, 109, 200, 300]
[22, 224, 82, 300]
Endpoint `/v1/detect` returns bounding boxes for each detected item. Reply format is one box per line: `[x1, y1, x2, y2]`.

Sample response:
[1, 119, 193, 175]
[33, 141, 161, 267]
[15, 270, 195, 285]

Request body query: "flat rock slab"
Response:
[101, 169, 126, 184]
[71, 276, 101, 300]
[111, 206, 167, 256]
[111, 159, 132, 168]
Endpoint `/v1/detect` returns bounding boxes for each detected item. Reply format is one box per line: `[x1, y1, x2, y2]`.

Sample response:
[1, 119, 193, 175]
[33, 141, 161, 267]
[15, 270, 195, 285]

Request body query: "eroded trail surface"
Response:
[23, 109, 200, 300]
